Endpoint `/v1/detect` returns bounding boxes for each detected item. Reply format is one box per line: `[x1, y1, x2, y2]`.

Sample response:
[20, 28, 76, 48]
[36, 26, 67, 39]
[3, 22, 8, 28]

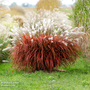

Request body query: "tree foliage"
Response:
[36, 0, 62, 11]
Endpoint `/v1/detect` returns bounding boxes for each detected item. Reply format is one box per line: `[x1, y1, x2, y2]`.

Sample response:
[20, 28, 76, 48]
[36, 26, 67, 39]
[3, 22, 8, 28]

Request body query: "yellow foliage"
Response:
[36, 0, 62, 11]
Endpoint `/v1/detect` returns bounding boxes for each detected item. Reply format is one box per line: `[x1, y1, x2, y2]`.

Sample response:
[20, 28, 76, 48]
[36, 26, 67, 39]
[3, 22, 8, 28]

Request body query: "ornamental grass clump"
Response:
[11, 33, 81, 72]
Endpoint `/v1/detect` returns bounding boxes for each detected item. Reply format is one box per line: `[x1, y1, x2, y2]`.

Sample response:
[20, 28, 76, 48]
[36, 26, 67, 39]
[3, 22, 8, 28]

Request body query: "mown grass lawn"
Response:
[60, 9, 72, 13]
[0, 57, 90, 90]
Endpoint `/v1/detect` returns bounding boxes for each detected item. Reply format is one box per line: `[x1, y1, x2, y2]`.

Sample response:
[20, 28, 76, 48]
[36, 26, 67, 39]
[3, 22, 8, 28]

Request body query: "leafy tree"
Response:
[22, 3, 33, 7]
[10, 2, 17, 7]
[36, 0, 62, 11]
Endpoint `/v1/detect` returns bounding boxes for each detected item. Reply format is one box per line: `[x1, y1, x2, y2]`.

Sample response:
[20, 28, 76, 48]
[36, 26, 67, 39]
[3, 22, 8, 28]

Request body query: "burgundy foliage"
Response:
[10, 34, 81, 72]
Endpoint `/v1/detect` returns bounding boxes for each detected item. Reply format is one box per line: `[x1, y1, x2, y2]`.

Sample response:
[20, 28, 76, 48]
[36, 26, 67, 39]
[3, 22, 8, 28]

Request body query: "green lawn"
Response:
[0, 57, 90, 90]
[60, 9, 72, 13]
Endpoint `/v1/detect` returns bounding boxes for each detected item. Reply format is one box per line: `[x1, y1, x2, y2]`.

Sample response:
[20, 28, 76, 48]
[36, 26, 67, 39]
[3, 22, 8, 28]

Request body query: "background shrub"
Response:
[72, 0, 90, 33]
[36, 0, 62, 11]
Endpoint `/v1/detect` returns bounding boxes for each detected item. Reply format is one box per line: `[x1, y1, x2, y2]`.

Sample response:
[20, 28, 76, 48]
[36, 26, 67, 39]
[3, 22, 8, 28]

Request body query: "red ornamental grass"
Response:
[10, 34, 81, 72]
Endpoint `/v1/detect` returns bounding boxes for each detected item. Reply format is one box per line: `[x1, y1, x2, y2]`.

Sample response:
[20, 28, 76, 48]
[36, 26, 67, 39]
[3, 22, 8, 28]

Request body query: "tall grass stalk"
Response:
[72, 0, 90, 33]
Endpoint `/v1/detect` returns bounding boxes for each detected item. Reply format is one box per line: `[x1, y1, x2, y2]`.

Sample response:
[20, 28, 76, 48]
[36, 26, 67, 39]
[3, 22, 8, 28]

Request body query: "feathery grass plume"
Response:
[12, 15, 29, 28]
[0, 5, 10, 16]
[25, 9, 72, 27]
[10, 33, 81, 72]
[0, 13, 11, 22]
[25, 9, 72, 37]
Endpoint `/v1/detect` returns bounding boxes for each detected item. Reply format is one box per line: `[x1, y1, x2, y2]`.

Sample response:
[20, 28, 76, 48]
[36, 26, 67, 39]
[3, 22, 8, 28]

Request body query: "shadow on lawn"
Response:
[67, 68, 90, 74]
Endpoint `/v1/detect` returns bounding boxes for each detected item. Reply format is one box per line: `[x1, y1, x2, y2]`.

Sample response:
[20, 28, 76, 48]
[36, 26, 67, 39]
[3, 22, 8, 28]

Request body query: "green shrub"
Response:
[72, 0, 90, 32]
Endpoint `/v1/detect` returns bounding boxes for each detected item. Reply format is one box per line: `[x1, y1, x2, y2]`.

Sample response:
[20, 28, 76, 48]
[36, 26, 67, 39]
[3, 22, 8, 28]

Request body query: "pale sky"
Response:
[3, 0, 76, 6]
